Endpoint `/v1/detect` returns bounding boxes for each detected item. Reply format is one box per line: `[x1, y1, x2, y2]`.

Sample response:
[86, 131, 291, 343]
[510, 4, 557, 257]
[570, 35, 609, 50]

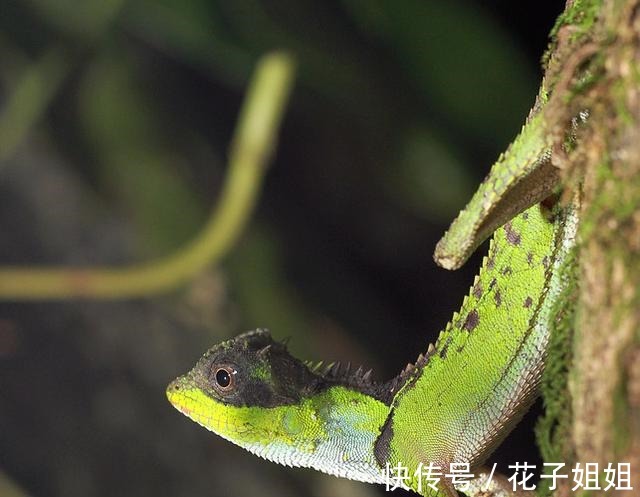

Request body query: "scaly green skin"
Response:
[386, 201, 579, 497]
[167, 109, 580, 497]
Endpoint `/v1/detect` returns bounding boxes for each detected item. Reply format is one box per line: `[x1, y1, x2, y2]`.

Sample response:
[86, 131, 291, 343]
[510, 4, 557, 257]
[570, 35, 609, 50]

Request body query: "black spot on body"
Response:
[463, 310, 480, 332]
[494, 290, 502, 307]
[524, 296, 533, 308]
[473, 283, 483, 298]
[439, 335, 454, 359]
[501, 266, 513, 276]
[527, 252, 534, 266]
[487, 254, 495, 270]
[504, 222, 522, 246]
[522, 212, 529, 220]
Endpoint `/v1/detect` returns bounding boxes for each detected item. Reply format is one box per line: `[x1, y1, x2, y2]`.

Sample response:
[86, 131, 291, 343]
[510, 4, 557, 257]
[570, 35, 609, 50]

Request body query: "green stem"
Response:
[0, 52, 295, 299]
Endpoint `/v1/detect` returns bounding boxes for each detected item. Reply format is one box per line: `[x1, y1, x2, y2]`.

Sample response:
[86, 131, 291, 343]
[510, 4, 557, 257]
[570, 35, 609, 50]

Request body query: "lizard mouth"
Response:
[166, 378, 193, 416]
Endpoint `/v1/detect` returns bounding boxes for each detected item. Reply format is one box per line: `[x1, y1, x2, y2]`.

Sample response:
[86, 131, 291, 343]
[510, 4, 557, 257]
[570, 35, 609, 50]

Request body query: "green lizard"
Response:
[166, 105, 580, 496]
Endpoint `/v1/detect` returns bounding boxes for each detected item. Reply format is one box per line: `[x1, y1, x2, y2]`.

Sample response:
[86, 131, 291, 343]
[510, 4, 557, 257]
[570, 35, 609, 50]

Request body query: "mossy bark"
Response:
[537, 0, 640, 495]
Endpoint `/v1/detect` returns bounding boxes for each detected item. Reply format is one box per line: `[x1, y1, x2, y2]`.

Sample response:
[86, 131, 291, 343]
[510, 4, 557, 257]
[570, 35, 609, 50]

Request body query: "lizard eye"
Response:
[212, 365, 237, 392]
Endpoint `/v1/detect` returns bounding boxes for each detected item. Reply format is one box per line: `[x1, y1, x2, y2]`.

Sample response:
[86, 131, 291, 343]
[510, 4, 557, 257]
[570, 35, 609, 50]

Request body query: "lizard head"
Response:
[166, 329, 392, 481]
[167, 329, 322, 413]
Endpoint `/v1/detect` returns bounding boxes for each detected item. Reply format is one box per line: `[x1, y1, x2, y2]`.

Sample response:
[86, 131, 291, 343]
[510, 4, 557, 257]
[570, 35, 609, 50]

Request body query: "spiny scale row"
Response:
[304, 359, 374, 384]
[399, 342, 436, 378]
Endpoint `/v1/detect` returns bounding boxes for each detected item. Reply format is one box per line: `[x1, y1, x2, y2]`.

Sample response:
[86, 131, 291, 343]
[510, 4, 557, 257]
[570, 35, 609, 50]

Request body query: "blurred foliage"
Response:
[79, 51, 206, 252]
[0, 1, 564, 496]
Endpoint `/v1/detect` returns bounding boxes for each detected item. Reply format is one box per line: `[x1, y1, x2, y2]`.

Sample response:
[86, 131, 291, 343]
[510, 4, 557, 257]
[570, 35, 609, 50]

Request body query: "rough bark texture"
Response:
[538, 0, 640, 495]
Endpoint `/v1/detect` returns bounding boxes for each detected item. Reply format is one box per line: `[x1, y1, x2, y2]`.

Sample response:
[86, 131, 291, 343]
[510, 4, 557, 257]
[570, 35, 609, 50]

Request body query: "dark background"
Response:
[0, 1, 565, 496]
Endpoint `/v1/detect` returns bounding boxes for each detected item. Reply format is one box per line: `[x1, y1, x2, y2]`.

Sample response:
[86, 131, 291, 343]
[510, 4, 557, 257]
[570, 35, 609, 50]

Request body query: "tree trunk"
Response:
[539, 0, 640, 495]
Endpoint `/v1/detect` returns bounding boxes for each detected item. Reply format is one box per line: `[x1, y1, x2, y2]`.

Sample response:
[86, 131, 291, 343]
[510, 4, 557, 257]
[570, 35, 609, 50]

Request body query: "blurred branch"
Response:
[0, 47, 69, 163]
[0, 52, 295, 299]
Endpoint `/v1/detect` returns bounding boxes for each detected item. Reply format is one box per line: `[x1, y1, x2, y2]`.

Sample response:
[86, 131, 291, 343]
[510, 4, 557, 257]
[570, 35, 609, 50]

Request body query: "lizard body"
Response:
[167, 109, 580, 496]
